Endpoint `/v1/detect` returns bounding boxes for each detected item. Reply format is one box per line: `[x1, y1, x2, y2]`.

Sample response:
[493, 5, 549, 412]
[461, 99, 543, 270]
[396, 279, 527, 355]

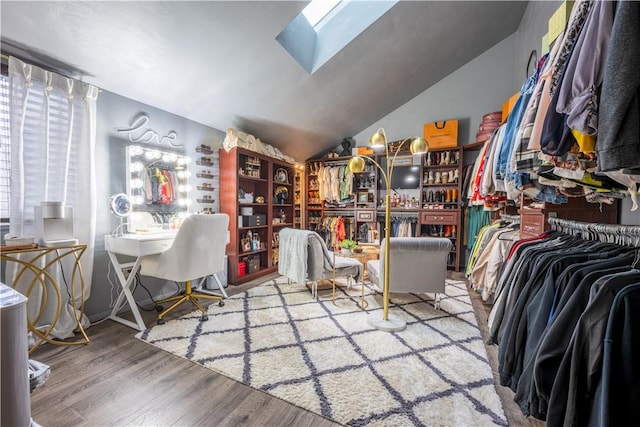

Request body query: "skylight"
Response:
[302, 0, 342, 28]
[277, 0, 398, 74]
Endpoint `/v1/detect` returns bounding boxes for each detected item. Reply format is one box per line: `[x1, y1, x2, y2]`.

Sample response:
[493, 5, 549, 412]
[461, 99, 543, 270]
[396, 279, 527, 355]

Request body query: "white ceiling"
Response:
[1, 1, 528, 161]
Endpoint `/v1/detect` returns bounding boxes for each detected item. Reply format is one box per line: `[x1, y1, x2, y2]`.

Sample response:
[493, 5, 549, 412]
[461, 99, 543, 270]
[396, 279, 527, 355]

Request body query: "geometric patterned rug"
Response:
[136, 276, 507, 426]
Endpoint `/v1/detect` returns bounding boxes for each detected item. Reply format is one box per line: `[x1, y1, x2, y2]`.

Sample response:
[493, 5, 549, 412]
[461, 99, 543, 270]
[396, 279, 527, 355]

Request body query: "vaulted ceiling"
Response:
[0, 1, 528, 161]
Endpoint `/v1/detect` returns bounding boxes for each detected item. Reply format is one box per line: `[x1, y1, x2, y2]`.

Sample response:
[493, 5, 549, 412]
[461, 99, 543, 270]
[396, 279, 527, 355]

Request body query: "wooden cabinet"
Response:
[419, 147, 463, 271]
[519, 196, 619, 239]
[293, 167, 304, 229]
[421, 211, 459, 225]
[219, 147, 295, 285]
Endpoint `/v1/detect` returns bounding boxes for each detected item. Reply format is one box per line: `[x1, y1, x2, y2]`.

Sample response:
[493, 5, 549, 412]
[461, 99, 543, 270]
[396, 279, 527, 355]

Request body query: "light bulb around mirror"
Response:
[130, 162, 144, 172]
[162, 153, 178, 163]
[129, 146, 144, 156]
[133, 195, 145, 205]
[144, 150, 161, 160]
[130, 178, 143, 189]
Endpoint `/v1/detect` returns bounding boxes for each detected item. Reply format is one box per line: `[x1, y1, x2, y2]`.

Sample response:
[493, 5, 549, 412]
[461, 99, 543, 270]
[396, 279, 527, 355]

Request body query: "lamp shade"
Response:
[410, 137, 429, 154]
[348, 156, 366, 173]
[369, 130, 387, 147]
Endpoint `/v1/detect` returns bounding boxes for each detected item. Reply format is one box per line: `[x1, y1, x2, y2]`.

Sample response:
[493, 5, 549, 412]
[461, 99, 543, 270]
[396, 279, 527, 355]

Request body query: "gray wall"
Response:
[84, 90, 225, 321]
[353, 1, 562, 149]
[353, 33, 517, 148]
[512, 0, 561, 92]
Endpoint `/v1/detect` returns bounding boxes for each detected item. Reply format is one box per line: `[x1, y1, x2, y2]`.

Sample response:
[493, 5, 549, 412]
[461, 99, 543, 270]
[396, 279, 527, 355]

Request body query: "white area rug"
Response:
[136, 277, 507, 426]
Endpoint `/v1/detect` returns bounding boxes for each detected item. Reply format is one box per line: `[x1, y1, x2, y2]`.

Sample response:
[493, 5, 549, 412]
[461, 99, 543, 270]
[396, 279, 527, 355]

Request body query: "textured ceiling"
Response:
[0, 1, 527, 161]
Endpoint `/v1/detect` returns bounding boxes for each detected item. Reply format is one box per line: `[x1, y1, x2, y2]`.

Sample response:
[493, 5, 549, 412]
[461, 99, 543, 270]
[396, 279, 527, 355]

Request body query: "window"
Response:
[302, 0, 343, 28]
[277, 0, 397, 74]
[0, 65, 9, 222]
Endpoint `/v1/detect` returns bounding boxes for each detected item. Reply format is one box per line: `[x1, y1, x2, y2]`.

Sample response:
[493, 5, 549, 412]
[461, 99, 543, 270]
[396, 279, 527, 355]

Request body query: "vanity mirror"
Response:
[109, 193, 131, 236]
[126, 145, 192, 226]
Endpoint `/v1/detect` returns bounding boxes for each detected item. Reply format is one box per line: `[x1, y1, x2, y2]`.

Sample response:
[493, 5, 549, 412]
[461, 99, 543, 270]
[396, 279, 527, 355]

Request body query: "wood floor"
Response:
[28, 272, 540, 426]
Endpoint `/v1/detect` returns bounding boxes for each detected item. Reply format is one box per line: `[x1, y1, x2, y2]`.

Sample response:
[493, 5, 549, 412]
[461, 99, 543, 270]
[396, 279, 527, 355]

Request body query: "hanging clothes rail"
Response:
[547, 217, 640, 246]
[499, 213, 521, 224]
[322, 210, 354, 216]
[376, 211, 419, 218]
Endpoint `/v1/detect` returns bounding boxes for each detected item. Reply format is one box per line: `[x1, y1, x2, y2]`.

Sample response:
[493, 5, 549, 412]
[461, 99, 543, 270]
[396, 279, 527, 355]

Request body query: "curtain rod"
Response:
[0, 53, 103, 92]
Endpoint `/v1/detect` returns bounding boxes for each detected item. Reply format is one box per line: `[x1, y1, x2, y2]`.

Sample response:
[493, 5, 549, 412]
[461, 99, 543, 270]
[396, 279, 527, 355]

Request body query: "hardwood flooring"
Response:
[29, 272, 540, 426]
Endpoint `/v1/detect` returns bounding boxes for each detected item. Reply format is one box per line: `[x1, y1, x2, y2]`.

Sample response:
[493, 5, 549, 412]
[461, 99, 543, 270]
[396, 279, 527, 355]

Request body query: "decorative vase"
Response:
[342, 248, 353, 255]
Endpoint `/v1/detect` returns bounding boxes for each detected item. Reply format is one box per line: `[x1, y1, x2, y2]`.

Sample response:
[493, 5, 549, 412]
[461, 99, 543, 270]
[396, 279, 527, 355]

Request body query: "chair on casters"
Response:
[140, 213, 229, 325]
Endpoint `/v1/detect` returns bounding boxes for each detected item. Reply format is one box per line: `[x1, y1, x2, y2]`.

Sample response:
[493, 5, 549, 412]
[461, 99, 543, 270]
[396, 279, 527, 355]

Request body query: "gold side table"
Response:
[1, 243, 90, 353]
[332, 251, 375, 310]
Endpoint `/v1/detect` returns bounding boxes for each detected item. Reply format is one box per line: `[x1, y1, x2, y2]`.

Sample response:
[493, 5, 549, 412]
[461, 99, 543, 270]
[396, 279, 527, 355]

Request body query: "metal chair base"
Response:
[156, 280, 224, 324]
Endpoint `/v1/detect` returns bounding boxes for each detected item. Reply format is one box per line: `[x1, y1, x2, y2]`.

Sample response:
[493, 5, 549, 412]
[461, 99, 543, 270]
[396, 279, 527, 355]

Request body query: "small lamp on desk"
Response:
[348, 128, 428, 332]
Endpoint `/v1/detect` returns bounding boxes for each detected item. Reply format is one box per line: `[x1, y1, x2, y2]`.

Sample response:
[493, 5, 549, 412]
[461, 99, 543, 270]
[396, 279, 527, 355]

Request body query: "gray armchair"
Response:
[278, 228, 362, 298]
[367, 237, 451, 308]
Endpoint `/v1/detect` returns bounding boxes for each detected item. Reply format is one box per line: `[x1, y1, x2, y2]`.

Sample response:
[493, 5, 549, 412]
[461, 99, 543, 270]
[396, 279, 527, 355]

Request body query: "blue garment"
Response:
[498, 73, 537, 181]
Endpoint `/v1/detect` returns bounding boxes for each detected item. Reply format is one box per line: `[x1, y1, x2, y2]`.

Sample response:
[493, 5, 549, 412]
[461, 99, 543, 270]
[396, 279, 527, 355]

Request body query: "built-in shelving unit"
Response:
[219, 147, 295, 285]
[304, 147, 464, 270]
[294, 167, 304, 229]
[419, 147, 462, 270]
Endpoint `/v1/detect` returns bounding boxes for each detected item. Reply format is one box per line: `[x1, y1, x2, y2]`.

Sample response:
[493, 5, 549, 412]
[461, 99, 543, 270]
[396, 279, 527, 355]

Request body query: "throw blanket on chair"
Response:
[278, 228, 314, 284]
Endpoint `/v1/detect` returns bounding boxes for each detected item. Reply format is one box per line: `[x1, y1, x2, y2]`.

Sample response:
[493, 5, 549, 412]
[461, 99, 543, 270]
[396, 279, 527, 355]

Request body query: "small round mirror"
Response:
[110, 193, 132, 217]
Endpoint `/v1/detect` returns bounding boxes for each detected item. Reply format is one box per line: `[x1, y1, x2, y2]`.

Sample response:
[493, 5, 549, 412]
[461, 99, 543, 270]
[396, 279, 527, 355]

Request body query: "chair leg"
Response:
[195, 274, 229, 299]
[434, 293, 441, 311]
[156, 280, 224, 324]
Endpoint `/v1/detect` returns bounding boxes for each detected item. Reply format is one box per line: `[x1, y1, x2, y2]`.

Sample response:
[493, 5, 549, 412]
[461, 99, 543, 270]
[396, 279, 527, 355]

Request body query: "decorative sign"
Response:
[117, 112, 182, 147]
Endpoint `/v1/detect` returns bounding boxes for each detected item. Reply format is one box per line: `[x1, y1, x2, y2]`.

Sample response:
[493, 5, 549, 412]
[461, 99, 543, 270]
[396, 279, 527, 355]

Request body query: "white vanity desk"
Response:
[105, 231, 178, 331]
[105, 230, 230, 331]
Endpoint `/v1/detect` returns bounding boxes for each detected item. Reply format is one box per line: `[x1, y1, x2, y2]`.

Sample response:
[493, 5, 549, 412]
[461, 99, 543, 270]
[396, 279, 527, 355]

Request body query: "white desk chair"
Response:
[140, 213, 229, 324]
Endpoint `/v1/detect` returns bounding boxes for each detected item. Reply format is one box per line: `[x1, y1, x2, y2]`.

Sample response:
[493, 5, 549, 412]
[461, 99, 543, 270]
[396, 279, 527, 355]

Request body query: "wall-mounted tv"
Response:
[378, 157, 421, 189]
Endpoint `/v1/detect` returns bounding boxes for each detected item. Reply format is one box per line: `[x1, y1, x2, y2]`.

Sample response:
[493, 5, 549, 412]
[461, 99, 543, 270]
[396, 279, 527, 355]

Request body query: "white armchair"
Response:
[140, 213, 229, 324]
[367, 237, 452, 308]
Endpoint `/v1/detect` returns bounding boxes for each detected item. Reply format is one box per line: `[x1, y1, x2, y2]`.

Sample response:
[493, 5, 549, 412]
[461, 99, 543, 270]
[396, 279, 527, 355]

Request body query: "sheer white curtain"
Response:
[8, 56, 98, 339]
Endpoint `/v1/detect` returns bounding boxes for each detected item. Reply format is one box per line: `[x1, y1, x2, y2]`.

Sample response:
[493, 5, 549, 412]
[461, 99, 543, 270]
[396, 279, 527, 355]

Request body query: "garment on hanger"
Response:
[483, 218, 640, 424]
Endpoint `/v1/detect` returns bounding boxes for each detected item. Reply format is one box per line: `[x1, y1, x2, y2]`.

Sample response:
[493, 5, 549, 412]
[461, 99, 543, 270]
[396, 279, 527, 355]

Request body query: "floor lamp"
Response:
[348, 128, 428, 332]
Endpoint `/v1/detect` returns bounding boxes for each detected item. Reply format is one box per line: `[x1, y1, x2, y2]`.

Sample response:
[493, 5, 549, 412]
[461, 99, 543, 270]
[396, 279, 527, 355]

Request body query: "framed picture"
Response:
[358, 191, 369, 203]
